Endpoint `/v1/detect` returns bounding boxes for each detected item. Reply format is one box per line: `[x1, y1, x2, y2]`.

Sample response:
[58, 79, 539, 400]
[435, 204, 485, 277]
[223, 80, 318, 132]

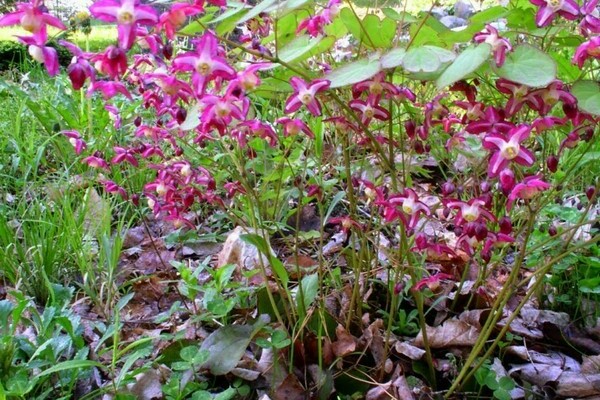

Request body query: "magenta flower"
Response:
[507, 175, 551, 210]
[157, 2, 203, 40]
[100, 179, 128, 200]
[499, 168, 516, 193]
[89, 0, 158, 50]
[352, 72, 398, 99]
[200, 94, 247, 134]
[530, 0, 579, 27]
[276, 117, 314, 138]
[527, 80, 577, 115]
[349, 94, 390, 125]
[413, 273, 454, 292]
[0, 0, 66, 41]
[16, 34, 59, 76]
[573, 36, 600, 68]
[83, 156, 109, 170]
[328, 216, 362, 233]
[580, 0, 600, 35]
[445, 198, 495, 225]
[473, 24, 512, 67]
[296, 15, 326, 37]
[466, 105, 514, 135]
[382, 188, 431, 228]
[172, 31, 236, 94]
[284, 77, 330, 116]
[483, 124, 535, 177]
[59, 40, 95, 90]
[88, 81, 132, 100]
[496, 78, 535, 117]
[92, 45, 128, 79]
[61, 130, 86, 154]
[112, 146, 138, 167]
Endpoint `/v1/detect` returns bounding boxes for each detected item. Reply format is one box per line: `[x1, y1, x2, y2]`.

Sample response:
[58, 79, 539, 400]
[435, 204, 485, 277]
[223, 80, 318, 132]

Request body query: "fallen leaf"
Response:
[332, 324, 357, 358]
[200, 324, 254, 375]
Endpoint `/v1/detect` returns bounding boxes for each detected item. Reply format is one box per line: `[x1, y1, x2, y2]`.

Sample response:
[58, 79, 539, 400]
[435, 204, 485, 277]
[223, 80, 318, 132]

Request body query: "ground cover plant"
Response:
[0, 0, 600, 398]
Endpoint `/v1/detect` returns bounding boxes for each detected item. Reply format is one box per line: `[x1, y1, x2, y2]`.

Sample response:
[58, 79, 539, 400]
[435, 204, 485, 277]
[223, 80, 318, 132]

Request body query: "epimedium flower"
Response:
[507, 175, 551, 210]
[92, 45, 128, 79]
[473, 24, 512, 67]
[59, 40, 95, 90]
[530, 0, 579, 27]
[276, 117, 314, 138]
[61, 130, 86, 154]
[573, 36, 600, 68]
[466, 105, 514, 135]
[89, 0, 158, 50]
[445, 198, 496, 226]
[349, 94, 390, 126]
[381, 188, 431, 229]
[16, 34, 58, 76]
[157, 2, 204, 40]
[527, 80, 577, 115]
[284, 77, 330, 116]
[580, 0, 600, 35]
[83, 155, 110, 170]
[496, 78, 536, 117]
[172, 31, 236, 94]
[0, 0, 66, 42]
[88, 81, 132, 100]
[482, 124, 535, 177]
[413, 272, 454, 292]
[352, 72, 398, 99]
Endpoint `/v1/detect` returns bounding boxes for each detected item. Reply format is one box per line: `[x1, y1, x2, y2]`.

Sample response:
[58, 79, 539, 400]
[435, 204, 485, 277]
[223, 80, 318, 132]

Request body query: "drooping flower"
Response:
[92, 45, 128, 79]
[573, 36, 600, 68]
[276, 117, 314, 138]
[483, 124, 535, 177]
[413, 273, 454, 292]
[61, 130, 86, 154]
[59, 40, 95, 90]
[16, 34, 59, 76]
[157, 2, 203, 40]
[580, 0, 600, 35]
[284, 77, 330, 116]
[352, 72, 398, 99]
[381, 188, 431, 228]
[466, 105, 514, 135]
[507, 175, 551, 210]
[89, 0, 158, 50]
[527, 80, 577, 115]
[530, 0, 579, 27]
[473, 24, 512, 67]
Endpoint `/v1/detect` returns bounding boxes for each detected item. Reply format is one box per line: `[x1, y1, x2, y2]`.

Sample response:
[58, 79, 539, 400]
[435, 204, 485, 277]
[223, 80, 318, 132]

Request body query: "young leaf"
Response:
[436, 43, 491, 90]
[381, 48, 406, 69]
[278, 35, 322, 63]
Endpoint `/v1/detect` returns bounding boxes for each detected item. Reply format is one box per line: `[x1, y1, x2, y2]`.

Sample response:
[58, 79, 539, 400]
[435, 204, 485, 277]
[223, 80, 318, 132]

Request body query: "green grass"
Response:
[0, 25, 116, 52]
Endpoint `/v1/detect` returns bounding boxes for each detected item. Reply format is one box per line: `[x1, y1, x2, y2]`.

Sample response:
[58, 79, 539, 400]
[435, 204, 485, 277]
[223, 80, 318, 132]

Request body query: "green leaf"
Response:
[469, 6, 508, 24]
[278, 35, 322, 63]
[237, 0, 277, 24]
[382, 8, 417, 23]
[37, 360, 103, 378]
[264, 0, 312, 18]
[361, 14, 397, 48]
[210, 2, 246, 24]
[494, 45, 557, 87]
[200, 325, 254, 375]
[240, 234, 288, 287]
[572, 81, 600, 116]
[325, 58, 382, 88]
[436, 43, 491, 89]
[403, 46, 442, 73]
[381, 47, 406, 69]
[298, 274, 319, 312]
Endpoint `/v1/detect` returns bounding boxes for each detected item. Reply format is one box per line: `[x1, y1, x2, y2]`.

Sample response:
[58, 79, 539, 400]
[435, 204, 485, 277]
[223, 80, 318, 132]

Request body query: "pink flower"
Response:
[111, 146, 138, 167]
[61, 130, 86, 154]
[527, 80, 577, 115]
[276, 117, 314, 138]
[100, 179, 128, 199]
[92, 45, 128, 79]
[580, 0, 600, 35]
[157, 2, 203, 40]
[507, 175, 550, 210]
[328, 216, 361, 233]
[573, 36, 600, 68]
[296, 14, 326, 37]
[172, 31, 236, 94]
[473, 24, 512, 67]
[445, 198, 495, 225]
[89, 0, 158, 50]
[530, 0, 579, 27]
[466, 105, 514, 135]
[483, 124, 535, 177]
[83, 156, 110, 169]
[16, 34, 58, 76]
[284, 77, 330, 116]
[88, 81, 132, 100]
[349, 94, 390, 125]
[0, 0, 66, 42]
[413, 273, 454, 291]
[496, 78, 534, 117]
[381, 188, 431, 228]
[352, 72, 398, 99]
[60, 40, 95, 90]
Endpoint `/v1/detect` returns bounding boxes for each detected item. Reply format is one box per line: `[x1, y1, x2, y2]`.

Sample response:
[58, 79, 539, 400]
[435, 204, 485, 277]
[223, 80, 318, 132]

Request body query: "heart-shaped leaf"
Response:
[325, 58, 382, 88]
[494, 45, 556, 87]
[572, 80, 600, 116]
[436, 43, 491, 89]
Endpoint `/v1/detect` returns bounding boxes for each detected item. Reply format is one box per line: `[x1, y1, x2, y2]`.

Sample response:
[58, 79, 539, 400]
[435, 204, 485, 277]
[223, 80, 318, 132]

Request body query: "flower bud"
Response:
[499, 216, 512, 234]
[499, 168, 515, 194]
[546, 155, 558, 173]
[441, 181, 455, 196]
[548, 225, 557, 236]
[586, 186, 596, 201]
[480, 181, 491, 193]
